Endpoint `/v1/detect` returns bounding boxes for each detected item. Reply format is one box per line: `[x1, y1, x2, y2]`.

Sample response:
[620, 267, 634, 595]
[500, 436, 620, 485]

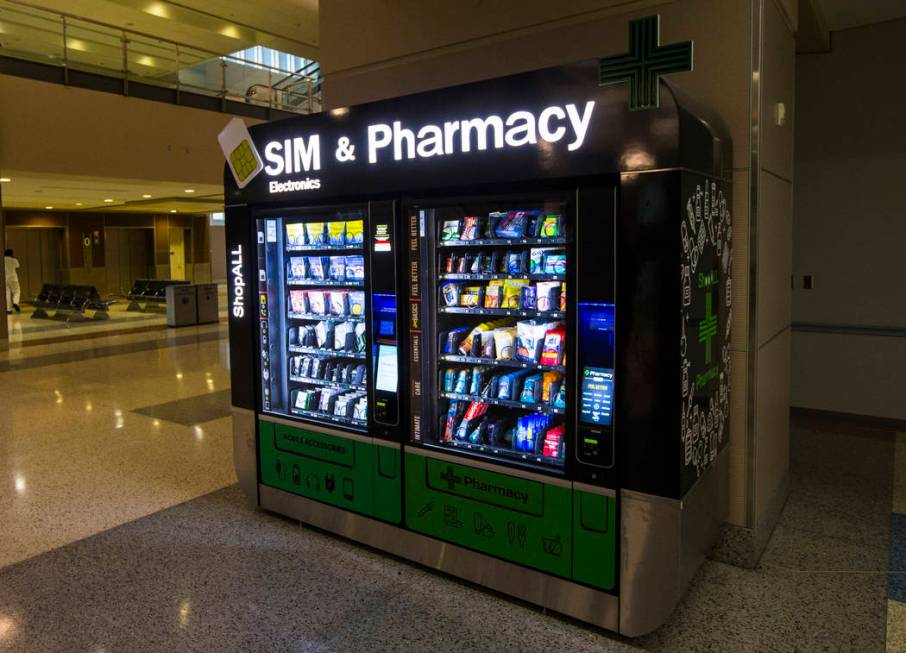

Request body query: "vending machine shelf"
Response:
[287, 313, 366, 322]
[439, 273, 565, 282]
[440, 354, 565, 373]
[440, 392, 565, 415]
[288, 345, 367, 359]
[437, 237, 569, 248]
[287, 280, 365, 288]
[289, 376, 367, 392]
[286, 244, 364, 253]
[289, 408, 367, 428]
[439, 306, 565, 319]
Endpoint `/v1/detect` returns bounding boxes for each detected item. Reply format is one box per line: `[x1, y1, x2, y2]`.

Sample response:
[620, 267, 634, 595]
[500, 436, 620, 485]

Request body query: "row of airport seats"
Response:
[127, 279, 190, 312]
[32, 284, 112, 322]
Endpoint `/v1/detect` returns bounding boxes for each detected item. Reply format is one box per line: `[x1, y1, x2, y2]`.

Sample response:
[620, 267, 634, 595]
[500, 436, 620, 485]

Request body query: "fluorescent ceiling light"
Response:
[104, 198, 114, 203]
[0, 177, 9, 182]
[142, 194, 152, 198]
[184, 188, 195, 193]
[45, 206, 53, 210]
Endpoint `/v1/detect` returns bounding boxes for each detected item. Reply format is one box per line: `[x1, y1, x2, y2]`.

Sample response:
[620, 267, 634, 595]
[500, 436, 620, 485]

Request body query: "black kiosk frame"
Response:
[225, 49, 731, 636]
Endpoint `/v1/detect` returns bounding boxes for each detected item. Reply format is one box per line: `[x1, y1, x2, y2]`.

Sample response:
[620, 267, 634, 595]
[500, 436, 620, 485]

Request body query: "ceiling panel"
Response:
[814, 0, 906, 31]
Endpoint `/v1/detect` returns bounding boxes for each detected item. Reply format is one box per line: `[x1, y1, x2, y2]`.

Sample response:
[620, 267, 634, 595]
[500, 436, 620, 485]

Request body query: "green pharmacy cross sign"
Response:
[599, 15, 693, 111]
[698, 290, 717, 365]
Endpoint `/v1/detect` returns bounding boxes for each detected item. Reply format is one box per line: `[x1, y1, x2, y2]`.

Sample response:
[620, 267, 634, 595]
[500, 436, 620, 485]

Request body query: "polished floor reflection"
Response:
[0, 326, 900, 652]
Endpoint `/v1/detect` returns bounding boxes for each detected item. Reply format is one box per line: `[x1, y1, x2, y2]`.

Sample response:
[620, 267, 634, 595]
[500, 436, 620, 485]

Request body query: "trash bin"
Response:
[196, 283, 220, 324]
[166, 284, 198, 327]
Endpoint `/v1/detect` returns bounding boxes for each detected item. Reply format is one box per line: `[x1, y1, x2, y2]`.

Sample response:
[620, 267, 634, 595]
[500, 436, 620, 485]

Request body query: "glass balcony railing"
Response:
[0, 0, 322, 114]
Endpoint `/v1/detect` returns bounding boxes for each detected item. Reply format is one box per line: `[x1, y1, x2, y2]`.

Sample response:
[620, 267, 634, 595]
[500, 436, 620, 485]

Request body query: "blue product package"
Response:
[553, 384, 566, 409]
[328, 256, 346, 281]
[470, 367, 483, 395]
[520, 374, 543, 403]
[454, 370, 469, 394]
[345, 255, 365, 281]
[497, 371, 517, 400]
[543, 253, 567, 275]
[444, 368, 457, 392]
[444, 327, 470, 353]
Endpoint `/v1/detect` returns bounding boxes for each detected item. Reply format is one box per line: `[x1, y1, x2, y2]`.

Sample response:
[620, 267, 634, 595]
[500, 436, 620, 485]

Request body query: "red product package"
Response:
[539, 326, 565, 366]
[542, 424, 565, 458]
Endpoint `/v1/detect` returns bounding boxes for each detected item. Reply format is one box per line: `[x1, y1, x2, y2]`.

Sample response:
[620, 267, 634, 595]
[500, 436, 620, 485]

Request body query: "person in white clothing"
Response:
[4, 248, 21, 314]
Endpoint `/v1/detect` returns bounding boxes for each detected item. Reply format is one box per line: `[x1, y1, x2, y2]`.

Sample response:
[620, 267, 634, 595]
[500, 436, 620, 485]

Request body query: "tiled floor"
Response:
[0, 326, 901, 652]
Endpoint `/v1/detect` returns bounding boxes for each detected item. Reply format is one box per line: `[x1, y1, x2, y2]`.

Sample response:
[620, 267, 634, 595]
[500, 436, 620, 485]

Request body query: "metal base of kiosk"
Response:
[233, 408, 726, 636]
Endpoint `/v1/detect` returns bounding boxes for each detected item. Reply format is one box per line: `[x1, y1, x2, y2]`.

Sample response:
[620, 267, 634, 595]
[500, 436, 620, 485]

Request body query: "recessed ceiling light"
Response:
[45, 206, 54, 210]
[170, 209, 177, 213]
[104, 198, 114, 203]
[142, 194, 152, 199]
[75, 202, 83, 206]
[0, 177, 10, 183]
[184, 189, 195, 194]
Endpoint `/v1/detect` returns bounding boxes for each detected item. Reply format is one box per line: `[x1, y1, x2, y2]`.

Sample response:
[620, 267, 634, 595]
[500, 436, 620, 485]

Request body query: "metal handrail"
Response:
[0, 0, 322, 115]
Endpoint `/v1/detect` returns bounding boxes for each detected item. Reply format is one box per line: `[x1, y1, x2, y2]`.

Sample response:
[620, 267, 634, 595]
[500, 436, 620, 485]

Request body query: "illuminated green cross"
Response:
[598, 15, 693, 111]
[698, 291, 718, 365]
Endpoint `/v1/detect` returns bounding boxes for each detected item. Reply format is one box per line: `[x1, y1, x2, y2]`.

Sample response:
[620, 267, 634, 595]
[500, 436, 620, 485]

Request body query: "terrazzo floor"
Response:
[0, 326, 901, 652]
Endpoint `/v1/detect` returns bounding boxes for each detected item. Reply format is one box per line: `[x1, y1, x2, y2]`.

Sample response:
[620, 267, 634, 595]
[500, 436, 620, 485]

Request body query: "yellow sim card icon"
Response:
[218, 118, 264, 189]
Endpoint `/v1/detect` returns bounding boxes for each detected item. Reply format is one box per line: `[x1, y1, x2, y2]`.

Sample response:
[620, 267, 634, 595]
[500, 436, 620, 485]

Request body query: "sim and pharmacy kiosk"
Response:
[223, 38, 731, 636]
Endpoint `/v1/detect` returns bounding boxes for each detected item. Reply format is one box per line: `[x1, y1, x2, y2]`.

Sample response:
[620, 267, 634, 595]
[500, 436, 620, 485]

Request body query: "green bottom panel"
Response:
[572, 490, 617, 590]
[405, 452, 572, 578]
[259, 420, 401, 523]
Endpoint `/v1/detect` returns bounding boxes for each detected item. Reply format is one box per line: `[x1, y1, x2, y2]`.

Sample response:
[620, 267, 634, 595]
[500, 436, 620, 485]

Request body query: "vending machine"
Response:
[224, 35, 731, 636]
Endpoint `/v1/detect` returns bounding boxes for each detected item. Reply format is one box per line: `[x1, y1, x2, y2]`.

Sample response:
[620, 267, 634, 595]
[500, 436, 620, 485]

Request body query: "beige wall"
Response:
[792, 19, 906, 420]
[320, 0, 797, 537]
[0, 73, 259, 185]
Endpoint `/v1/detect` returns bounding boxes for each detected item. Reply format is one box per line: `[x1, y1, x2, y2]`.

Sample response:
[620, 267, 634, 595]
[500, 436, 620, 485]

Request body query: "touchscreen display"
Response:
[375, 344, 398, 392]
[579, 367, 614, 426]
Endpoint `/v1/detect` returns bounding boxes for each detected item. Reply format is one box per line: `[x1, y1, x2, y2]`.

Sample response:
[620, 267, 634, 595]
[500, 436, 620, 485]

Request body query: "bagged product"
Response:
[305, 222, 326, 246]
[307, 291, 326, 315]
[495, 210, 535, 238]
[493, 326, 517, 360]
[353, 396, 368, 421]
[354, 322, 366, 352]
[307, 256, 327, 280]
[480, 331, 496, 359]
[535, 281, 561, 311]
[329, 291, 348, 316]
[350, 364, 367, 386]
[289, 290, 307, 314]
[539, 213, 562, 239]
[461, 216, 481, 240]
[520, 285, 537, 310]
[316, 320, 335, 348]
[506, 251, 528, 275]
[459, 286, 483, 307]
[543, 252, 567, 275]
[539, 326, 566, 366]
[443, 368, 457, 393]
[441, 282, 460, 307]
[560, 283, 566, 312]
[443, 401, 465, 442]
[515, 320, 550, 362]
[542, 424, 565, 458]
[484, 281, 503, 309]
[328, 256, 346, 282]
[520, 374, 543, 403]
[454, 369, 469, 394]
[345, 220, 364, 246]
[541, 372, 561, 402]
[444, 327, 470, 354]
[441, 220, 461, 241]
[487, 211, 507, 238]
[333, 321, 353, 351]
[501, 279, 529, 309]
[286, 223, 306, 247]
[288, 257, 307, 281]
[327, 222, 346, 247]
[553, 384, 566, 409]
[348, 291, 365, 316]
[345, 255, 365, 281]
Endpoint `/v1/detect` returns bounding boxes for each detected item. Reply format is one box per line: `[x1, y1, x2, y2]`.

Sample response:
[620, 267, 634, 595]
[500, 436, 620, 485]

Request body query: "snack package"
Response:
[443, 401, 465, 442]
[307, 256, 327, 281]
[441, 282, 461, 307]
[539, 213, 562, 238]
[535, 281, 561, 311]
[334, 321, 353, 351]
[520, 285, 537, 310]
[501, 279, 529, 309]
[345, 255, 365, 281]
[493, 327, 517, 360]
[344, 220, 364, 246]
[329, 291, 348, 316]
[560, 283, 566, 312]
[539, 327, 565, 366]
[286, 223, 306, 247]
[441, 220, 461, 241]
[289, 290, 307, 314]
[327, 222, 346, 247]
[444, 327, 470, 354]
[315, 320, 334, 348]
[542, 424, 565, 458]
[506, 251, 528, 275]
[484, 280, 503, 308]
[543, 252, 567, 275]
[354, 322, 366, 352]
[520, 373, 543, 403]
[516, 320, 558, 363]
[460, 320, 507, 356]
[288, 257, 307, 281]
[307, 291, 326, 315]
[328, 256, 346, 282]
[348, 291, 365, 316]
[305, 222, 326, 246]
[459, 285, 483, 308]
[542, 372, 561, 402]
[461, 216, 481, 240]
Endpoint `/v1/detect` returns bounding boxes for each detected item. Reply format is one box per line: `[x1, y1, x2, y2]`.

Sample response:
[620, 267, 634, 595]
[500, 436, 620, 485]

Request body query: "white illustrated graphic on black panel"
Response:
[680, 181, 732, 478]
